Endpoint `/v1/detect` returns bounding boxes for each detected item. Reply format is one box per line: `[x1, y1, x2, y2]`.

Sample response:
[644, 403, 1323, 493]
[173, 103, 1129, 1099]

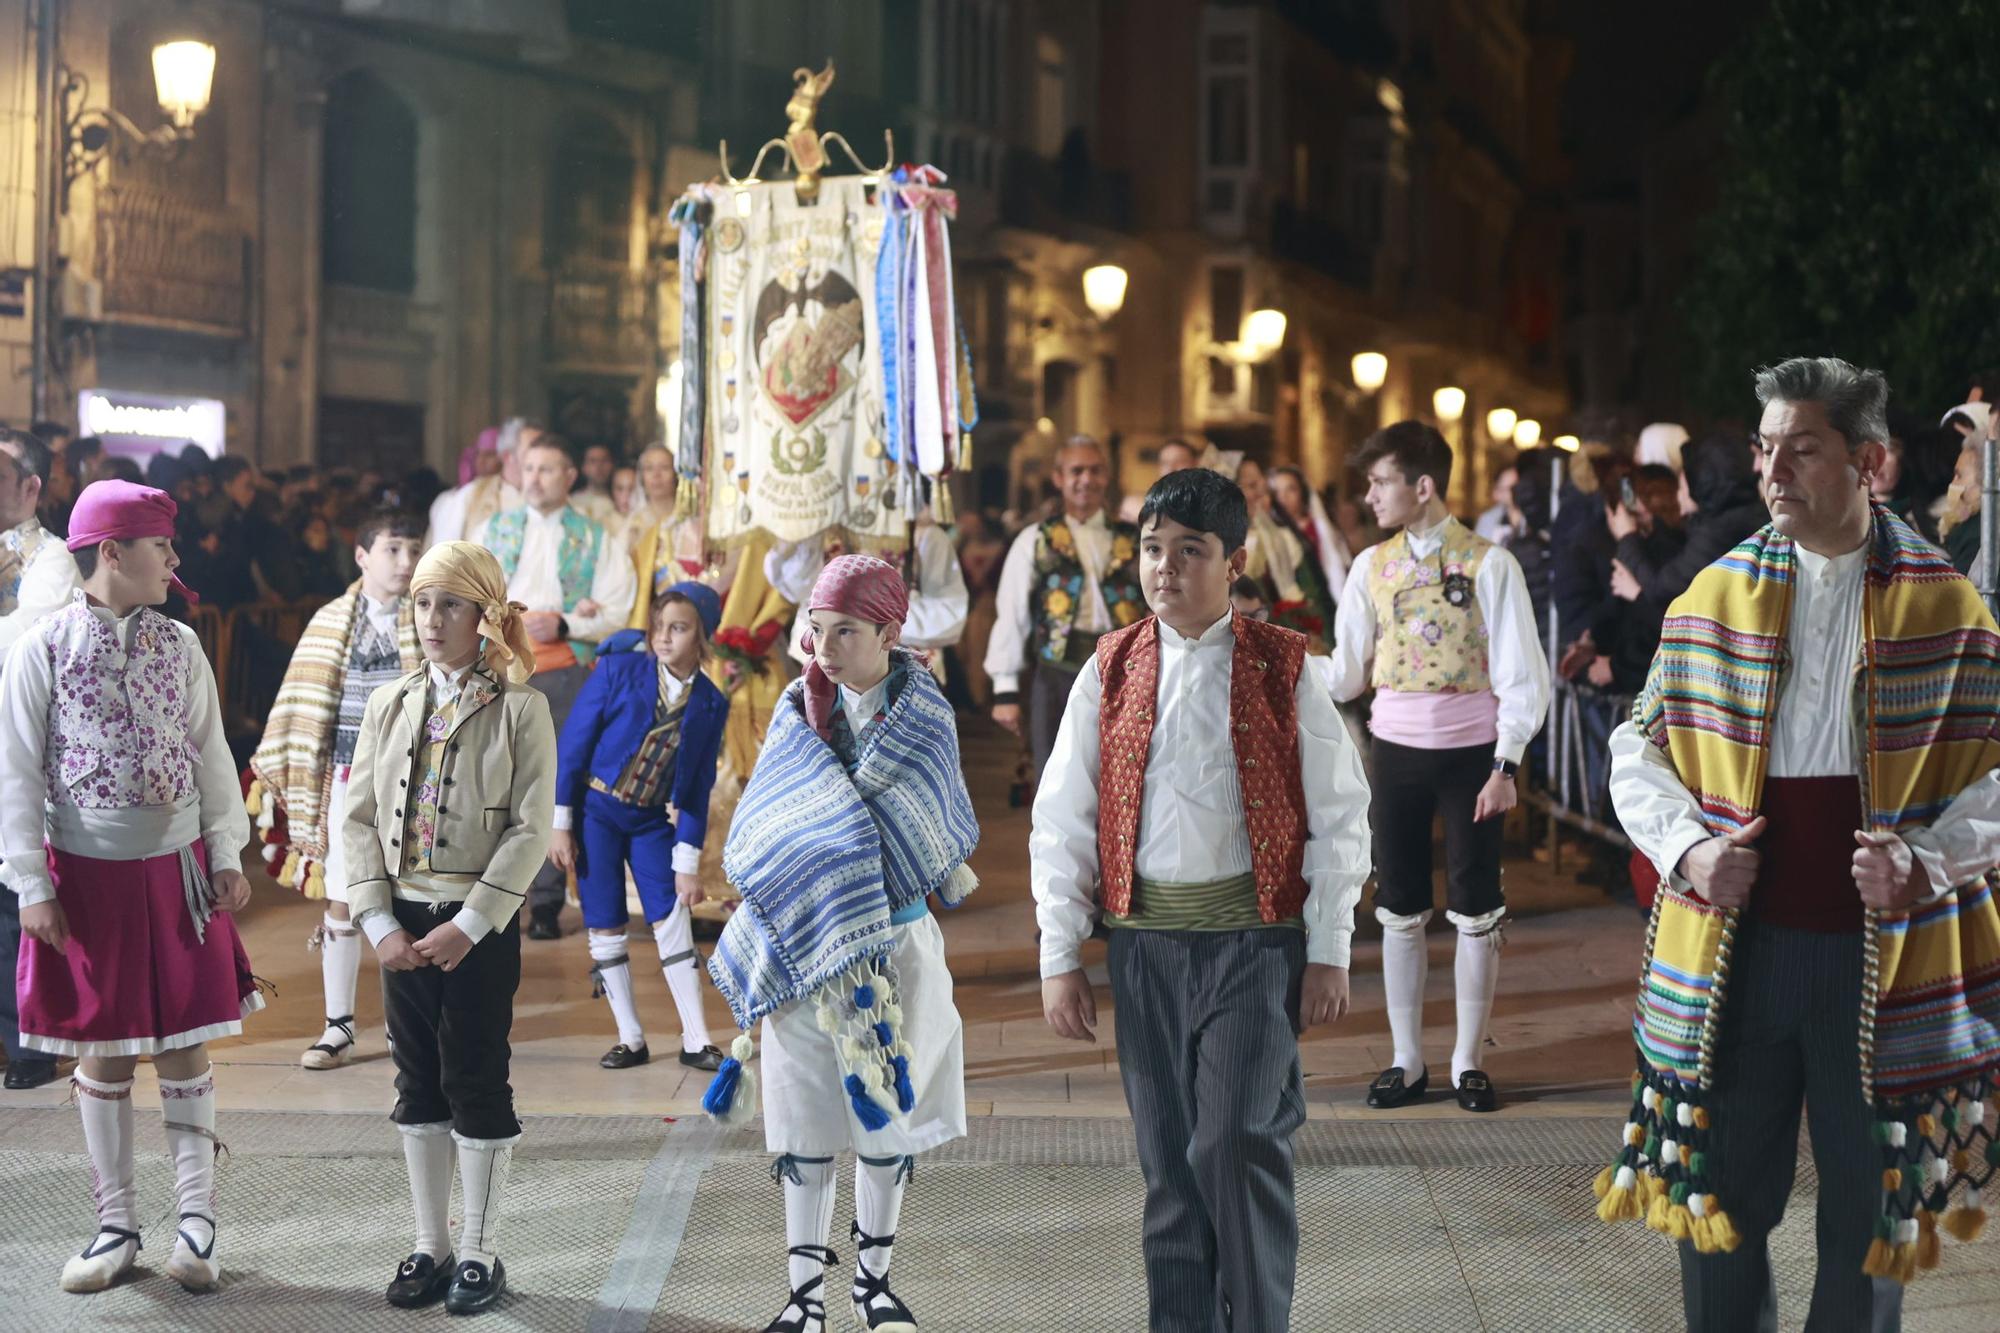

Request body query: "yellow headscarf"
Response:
[409, 541, 536, 684]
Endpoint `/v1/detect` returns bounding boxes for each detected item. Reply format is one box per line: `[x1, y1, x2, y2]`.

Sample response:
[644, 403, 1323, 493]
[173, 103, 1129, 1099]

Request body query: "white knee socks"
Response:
[853, 1155, 909, 1280]
[654, 908, 712, 1052]
[74, 1071, 137, 1234]
[399, 1122, 454, 1260]
[589, 932, 646, 1050]
[780, 1154, 837, 1288]
[318, 914, 361, 1048]
[159, 1069, 218, 1252]
[1377, 908, 1430, 1077]
[1452, 925, 1502, 1087]
[453, 1131, 518, 1268]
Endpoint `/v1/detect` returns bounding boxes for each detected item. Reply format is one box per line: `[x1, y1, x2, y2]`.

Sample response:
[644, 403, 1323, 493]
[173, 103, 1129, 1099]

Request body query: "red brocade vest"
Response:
[1094, 614, 1311, 922]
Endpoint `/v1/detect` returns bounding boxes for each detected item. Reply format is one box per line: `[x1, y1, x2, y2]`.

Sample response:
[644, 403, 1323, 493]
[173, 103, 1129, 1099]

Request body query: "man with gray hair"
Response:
[1603, 356, 2000, 1329]
[987, 435, 1146, 778]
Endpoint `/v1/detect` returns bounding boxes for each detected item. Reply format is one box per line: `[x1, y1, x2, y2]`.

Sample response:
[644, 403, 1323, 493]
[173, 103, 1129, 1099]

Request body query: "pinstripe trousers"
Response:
[1679, 921, 1903, 1333]
[1110, 927, 1308, 1333]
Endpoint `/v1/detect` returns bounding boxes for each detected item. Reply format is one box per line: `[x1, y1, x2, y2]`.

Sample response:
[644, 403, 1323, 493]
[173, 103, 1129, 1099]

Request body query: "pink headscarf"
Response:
[65, 478, 199, 603]
[456, 426, 502, 486]
[801, 553, 909, 742]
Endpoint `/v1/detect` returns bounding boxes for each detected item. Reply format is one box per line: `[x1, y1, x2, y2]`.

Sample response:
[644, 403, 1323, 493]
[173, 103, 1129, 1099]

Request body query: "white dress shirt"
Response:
[0, 518, 81, 654]
[1608, 538, 1999, 901]
[1029, 609, 1373, 975]
[769, 524, 971, 665]
[471, 504, 637, 645]
[0, 603, 248, 908]
[986, 510, 1116, 695]
[1326, 515, 1551, 764]
[358, 591, 400, 640]
[550, 661, 703, 874]
[839, 672, 893, 743]
[427, 478, 521, 547]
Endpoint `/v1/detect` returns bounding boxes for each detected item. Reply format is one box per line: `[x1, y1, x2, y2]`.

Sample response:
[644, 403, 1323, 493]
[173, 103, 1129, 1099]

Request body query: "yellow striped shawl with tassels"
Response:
[246, 582, 421, 891]
[1593, 504, 2000, 1281]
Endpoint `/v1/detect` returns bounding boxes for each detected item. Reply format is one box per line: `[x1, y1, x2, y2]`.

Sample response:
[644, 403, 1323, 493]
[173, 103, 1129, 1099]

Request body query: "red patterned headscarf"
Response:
[801, 553, 909, 742]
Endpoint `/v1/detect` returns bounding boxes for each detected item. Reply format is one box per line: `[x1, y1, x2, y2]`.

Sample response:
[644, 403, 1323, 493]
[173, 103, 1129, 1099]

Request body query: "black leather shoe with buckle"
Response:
[445, 1256, 506, 1314]
[600, 1043, 650, 1070]
[678, 1044, 725, 1072]
[1365, 1065, 1429, 1109]
[385, 1250, 454, 1308]
[1455, 1069, 1498, 1113]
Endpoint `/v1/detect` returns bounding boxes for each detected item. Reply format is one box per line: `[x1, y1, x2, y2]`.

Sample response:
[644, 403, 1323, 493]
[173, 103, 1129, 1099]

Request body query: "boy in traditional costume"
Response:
[702, 553, 979, 1333]
[549, 581, 729, 1071]
[1031, 467, 1373, 1331]
[342, 542, 556, 1314]
[1, 480, 261, 1293]
[1328, 421, 1550, 1113]
[247, 507, 424, 1070]
[1601, 358, 2000, 1331]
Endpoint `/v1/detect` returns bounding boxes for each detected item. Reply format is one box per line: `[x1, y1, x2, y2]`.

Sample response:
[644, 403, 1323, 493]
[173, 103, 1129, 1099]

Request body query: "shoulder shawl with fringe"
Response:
[707, 649, 979, 1028]
[1595, 504, 2000, 1281]
[246, 583, 421, 878]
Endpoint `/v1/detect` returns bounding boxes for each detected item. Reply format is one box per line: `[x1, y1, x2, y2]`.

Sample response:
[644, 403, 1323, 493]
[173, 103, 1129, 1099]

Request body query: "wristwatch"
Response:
[1491, 758, 1518, 779]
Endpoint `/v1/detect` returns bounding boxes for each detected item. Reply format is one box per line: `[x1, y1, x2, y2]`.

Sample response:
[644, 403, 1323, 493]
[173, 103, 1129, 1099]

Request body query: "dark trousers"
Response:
[381, 898, 521, 1140]
[1370, 737, 1503, 918]
[526, 664, 589, 915]
[1110, 928, 1307, 1332]
[1028, 659, 1084, 781]
[0, 887, 51, 1069]
[1680, 922, 1903, 1333]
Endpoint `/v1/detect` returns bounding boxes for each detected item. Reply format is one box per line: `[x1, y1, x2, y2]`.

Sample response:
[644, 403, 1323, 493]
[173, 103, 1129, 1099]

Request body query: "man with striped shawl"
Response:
[1603, 357, 2000, 1332]
[247, 508, 423, 1070]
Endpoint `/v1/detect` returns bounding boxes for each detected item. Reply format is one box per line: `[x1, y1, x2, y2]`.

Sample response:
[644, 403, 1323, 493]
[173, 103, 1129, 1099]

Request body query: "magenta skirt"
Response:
[16, 842, 263, 1057]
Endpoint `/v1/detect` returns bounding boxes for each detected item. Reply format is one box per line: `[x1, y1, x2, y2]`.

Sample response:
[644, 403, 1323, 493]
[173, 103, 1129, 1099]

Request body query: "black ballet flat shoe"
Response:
[600, 1043, 650, 1070]
[678, 1044, 725, 1072]
[526, 908, 562, 941]
[4, 1058, 59, 1090]
[444, 1256, 505, 1315]
[385, 1251, 455, 1308]
[1455, 1069, 1498, 1113]
[1366, 1065, 1429, 1109]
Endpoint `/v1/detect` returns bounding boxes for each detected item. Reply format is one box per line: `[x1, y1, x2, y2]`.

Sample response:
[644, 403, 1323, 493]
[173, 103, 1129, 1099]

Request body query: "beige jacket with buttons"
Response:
[341, 664, 556, 935]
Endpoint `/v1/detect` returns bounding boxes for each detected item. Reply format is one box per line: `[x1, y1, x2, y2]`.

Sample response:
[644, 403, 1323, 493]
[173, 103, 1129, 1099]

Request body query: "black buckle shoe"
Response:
[1366, 1065, 1429, 1109]
[850, 1221, 917, 1331]
[385, 1250, 454, 1308]
[763, 1245, 836, 1332]
[526, 908, 561, 941]
[678, 1044, 725, 1072]
[444, 1256, 505, 1314]
[4, 1058, 59, 1090]
[1455, 1069, 1498, 1113]
[600, 1043, 650, 1070]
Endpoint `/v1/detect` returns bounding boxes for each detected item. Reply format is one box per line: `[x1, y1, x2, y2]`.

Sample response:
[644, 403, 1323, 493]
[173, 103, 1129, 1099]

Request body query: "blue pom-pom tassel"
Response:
[891, 1054, 915, 1113]
[873, 1021, 895, 1048]
[702, 1059, 743, 1117]
[845, 1074, 892, 1130]
[853, 984, 877, 1011]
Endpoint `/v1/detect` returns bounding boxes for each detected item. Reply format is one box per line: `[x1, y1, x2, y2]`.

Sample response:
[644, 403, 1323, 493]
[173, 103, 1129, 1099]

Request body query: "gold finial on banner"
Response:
[786, 62, 836, 200]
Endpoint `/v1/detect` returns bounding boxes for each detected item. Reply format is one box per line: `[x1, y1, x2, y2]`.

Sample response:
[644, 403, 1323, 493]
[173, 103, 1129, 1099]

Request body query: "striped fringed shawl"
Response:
[1596, 505, 2000, 1280]
[247, 584, 421, 865]
[707, 651, 979, 1029]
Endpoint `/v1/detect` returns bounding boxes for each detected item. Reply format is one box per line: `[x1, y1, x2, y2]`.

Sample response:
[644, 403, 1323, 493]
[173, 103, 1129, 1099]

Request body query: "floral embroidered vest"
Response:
[1094, 614, 1310, 922]
[1367, 518, 1493, 694]
[43, 597, 199, 808]
[1030, 516, 1144, 664]
[485, 506, 601, 613]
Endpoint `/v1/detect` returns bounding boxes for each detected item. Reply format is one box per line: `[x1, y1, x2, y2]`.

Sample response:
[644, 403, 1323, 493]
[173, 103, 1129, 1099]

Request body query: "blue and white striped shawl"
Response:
[707, 651, 979, 1027]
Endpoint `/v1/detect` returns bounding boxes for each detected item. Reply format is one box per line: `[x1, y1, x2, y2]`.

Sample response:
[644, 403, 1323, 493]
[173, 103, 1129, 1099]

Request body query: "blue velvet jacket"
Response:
[555, 630, 728, 856]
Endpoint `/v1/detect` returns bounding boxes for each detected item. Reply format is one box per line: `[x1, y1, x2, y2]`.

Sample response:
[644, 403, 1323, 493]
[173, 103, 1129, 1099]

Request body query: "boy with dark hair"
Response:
[1031, 466, 1372, 1330]
[1329, 420, 1550, 1114]
[249, 506, 425, 1069]
[549, 582, 729, 1072]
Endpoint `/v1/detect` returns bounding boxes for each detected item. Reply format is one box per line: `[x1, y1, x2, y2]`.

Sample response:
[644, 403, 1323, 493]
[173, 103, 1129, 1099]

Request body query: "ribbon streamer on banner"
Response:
[670, 190, 712, 516]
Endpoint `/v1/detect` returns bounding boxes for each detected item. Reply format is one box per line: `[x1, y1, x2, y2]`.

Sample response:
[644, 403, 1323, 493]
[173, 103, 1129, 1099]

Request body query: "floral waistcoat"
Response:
[43, 597, 199, 808]
[485, 507, 601, 614]
[1031, 517, 1144, 664]
[1367, 518, 1493, 694]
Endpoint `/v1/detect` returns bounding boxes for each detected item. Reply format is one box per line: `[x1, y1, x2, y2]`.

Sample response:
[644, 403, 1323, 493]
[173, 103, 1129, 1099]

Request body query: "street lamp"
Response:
[151, 40, 215, 130]
[1553, 433, 1580, 453]
[1432, 385, 1466, 424]
[1241, 307, 1287, 360]
[1486, 406, 1517, 443]
[1350, 351, 1387, 393]
[1082, 264, 1128, 322]
[1513, 419, 1542, 448]
[59, 38, 216, 211]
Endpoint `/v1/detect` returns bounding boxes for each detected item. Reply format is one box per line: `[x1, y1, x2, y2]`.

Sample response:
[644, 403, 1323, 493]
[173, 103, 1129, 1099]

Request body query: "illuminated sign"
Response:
[76, 389, 226, 458]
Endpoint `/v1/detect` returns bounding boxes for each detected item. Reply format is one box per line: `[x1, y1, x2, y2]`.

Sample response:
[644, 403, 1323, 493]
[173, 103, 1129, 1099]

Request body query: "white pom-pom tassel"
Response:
[262, 842, 282, 865]
[1676, 1103, 1693, 1128]
[1889, 1122, 1908, 1148]
[1689, 1193, 1708, 1218]
[1614, 1165, 1637, 1191]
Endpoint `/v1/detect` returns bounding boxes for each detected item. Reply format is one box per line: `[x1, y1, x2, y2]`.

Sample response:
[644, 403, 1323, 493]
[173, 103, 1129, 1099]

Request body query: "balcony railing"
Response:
[93, 185, 249, 334]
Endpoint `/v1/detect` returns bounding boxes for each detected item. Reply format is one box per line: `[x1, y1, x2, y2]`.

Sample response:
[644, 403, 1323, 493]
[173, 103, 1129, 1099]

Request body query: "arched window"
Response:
[322, 70, 417, 292]
[547, 113, 635, 270]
